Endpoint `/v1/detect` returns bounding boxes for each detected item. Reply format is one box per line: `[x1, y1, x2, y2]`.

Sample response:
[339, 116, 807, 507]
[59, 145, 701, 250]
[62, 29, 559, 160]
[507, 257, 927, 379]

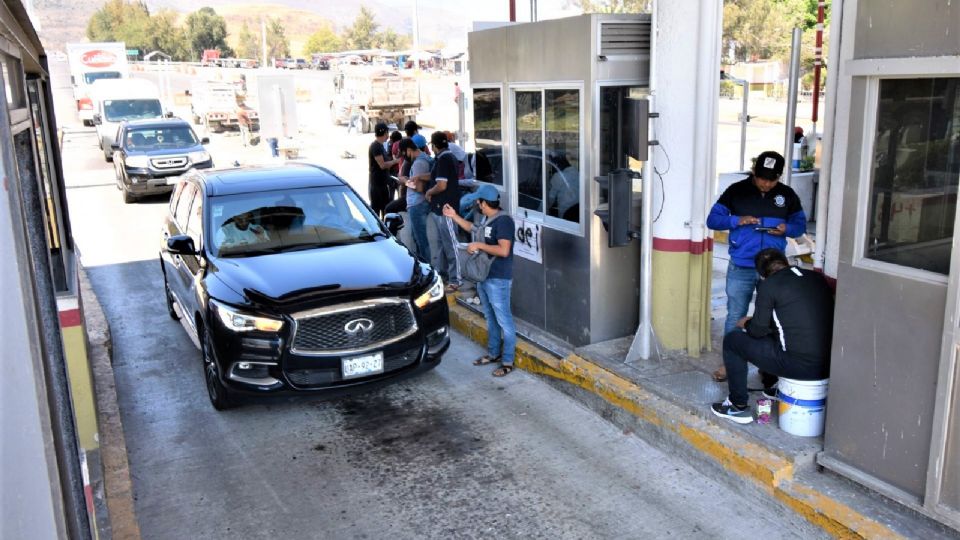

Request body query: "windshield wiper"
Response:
[358, 231, 389, 241]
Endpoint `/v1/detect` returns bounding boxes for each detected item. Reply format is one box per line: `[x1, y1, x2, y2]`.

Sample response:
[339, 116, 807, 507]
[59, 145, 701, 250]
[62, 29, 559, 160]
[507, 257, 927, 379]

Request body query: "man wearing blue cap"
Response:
[443, 185, 517, 377]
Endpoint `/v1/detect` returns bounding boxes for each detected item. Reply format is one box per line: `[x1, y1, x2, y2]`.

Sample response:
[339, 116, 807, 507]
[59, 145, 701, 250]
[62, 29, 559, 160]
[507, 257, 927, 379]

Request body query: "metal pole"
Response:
[782, 27, 802, 186]
[811, 0, 826, 141]
[412, 0, 420, 51]
[530, 0, 538, 21]
[738, 79, 748, 170]
[509, 0, 516, 22]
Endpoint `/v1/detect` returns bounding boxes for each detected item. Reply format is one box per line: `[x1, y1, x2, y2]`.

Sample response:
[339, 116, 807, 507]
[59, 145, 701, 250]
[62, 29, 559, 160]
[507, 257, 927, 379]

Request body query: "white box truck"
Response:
[66, 42, 129, 126]
[90, 78, 167, 161]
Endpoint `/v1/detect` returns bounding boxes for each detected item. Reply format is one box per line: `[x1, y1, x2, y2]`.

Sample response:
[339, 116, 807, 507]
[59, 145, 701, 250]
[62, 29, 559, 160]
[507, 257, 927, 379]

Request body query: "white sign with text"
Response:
[514, 218, 542, 264]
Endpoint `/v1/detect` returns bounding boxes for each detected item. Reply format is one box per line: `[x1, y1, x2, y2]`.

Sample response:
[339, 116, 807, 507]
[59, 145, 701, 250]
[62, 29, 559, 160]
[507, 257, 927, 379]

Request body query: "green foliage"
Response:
[340, 6, 411, 52]
[185, 7, 232, 60]
[235, 21, 259, 60]
[266, 17, 291, 60]
[86, 0, 194, 61]
[303, 24, 343, 55]
[343, 6, 380, 50]
[568, 0, 650, 13]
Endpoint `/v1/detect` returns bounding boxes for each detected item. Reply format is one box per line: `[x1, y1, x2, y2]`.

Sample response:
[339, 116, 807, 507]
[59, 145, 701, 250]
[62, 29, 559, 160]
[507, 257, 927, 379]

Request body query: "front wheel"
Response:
[202, 326, 234, 410]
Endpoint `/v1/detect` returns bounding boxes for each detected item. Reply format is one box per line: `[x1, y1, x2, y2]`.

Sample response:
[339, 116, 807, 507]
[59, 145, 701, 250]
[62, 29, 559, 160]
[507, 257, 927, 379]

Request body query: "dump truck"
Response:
[329, 68, 420, 132]
[66, 42, 129, 126]
[189, 81, 259, 133]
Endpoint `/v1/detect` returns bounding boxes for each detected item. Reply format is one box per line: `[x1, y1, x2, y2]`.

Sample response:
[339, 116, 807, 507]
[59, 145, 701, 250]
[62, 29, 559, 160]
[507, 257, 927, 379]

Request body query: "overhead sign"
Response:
[81, 50, 117, 68]
[126, 49, 139, 56]
[514, 218, 542, 264]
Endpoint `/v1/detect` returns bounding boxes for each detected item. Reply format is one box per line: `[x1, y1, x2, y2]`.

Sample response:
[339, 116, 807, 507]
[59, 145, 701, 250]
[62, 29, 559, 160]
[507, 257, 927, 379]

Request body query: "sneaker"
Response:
[711, 398, 754, 424]
[762, 387, 779, 401]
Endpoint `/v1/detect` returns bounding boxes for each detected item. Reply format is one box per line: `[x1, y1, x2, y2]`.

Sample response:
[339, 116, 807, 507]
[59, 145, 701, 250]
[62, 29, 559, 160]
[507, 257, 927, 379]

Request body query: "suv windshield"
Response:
[124, 126, 198, 150]
[209, 186, 386, 257]
[104, 99, 163, 122]
[84, 71, 121, 85]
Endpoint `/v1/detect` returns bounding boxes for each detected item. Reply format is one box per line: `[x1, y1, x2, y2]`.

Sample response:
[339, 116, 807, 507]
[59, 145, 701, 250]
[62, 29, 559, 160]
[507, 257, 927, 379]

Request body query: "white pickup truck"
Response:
[189, 82, 259, 133]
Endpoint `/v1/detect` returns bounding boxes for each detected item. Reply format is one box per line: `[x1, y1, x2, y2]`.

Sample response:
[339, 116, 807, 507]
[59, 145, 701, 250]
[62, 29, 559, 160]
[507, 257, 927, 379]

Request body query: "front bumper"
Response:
[209, 297, 450, 396]
[123, 160, 214, 194]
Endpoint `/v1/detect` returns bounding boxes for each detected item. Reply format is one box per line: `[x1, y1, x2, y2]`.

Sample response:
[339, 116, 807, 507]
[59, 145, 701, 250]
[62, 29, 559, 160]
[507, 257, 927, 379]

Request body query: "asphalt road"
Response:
[53, 62, 816, 539]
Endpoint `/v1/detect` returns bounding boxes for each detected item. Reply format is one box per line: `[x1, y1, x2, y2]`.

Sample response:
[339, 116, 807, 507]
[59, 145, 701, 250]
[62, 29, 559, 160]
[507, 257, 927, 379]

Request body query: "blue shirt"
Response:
[483, 213, 515, 280]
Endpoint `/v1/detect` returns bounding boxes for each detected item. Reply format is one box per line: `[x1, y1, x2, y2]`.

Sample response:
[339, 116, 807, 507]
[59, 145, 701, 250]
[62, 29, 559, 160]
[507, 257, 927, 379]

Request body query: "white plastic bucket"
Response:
[778, 377, 828, 437]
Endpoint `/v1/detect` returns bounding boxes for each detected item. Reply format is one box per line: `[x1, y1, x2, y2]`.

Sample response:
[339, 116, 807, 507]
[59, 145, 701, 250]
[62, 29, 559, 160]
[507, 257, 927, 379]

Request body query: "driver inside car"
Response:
[215, 212, 269, 249]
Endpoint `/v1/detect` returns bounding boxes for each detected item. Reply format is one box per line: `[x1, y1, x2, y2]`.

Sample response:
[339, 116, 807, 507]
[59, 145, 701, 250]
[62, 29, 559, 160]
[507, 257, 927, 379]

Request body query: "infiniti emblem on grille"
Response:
[344, 318, 375, 337]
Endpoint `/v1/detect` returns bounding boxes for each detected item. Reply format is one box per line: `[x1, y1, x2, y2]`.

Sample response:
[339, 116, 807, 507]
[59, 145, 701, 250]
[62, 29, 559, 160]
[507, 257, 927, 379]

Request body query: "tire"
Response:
[163, 278, 179, 321]
[201, 324, 234, 410]
[103, 150, 113, 163]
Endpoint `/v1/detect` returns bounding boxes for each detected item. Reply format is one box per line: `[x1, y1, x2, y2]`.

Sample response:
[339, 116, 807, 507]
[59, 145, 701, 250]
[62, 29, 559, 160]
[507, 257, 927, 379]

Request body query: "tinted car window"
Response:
[186, 192, 203, 247]
[125, 126, 198, 150]
[104, 99, 163, 122]
[174, 183, 196, 231]
[170, 180, 186, 213]
[208, 186, 384, 257]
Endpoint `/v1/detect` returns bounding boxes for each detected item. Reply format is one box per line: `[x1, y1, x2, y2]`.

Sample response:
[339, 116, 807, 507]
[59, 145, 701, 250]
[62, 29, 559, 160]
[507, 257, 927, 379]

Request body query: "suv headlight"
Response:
[125, 155, 149, 168]
[414, 274, 444, 309]
[211, 300, 284, 332]
[188, 150, 211, 163]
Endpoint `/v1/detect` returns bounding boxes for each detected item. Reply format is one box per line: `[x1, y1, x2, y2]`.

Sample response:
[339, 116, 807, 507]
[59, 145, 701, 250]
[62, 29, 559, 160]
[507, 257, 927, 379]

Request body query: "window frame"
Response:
[853, 75, 959, 285]
[470, 84, 506, 192]
[507, 81, 586, 236]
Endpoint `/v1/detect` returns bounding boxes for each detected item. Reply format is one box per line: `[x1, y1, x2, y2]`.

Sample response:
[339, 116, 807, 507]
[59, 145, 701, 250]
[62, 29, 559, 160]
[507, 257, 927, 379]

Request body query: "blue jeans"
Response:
[725, 264, 759, 335]
[267, 137, 279, 158]
[407, 202, 431, 262]
[477, 278, 516, 366]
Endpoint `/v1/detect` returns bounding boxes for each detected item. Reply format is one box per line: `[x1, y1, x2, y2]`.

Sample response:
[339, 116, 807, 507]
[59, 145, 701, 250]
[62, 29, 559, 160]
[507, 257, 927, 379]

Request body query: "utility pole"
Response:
[412, 0, 420, 51]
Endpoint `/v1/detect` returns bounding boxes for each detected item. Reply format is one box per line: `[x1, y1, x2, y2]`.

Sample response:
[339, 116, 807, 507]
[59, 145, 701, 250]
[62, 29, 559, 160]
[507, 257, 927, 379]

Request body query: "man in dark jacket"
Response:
[707, 151, 806, 381]
[711, 249, 834, 424]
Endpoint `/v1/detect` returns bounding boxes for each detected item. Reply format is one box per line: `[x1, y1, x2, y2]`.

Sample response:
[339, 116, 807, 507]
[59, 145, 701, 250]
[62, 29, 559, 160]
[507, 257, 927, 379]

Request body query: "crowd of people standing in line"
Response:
[366, 119, 517, 377]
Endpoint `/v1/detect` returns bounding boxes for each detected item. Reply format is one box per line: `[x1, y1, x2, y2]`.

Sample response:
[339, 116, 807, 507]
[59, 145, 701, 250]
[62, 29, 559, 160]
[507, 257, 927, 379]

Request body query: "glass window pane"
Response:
[515, 90, 543, 213]
[545, 89, 580, 223]
[175, 184, 196, 231]
[472, 88, 503, 186]
[866, 78, 960, 274]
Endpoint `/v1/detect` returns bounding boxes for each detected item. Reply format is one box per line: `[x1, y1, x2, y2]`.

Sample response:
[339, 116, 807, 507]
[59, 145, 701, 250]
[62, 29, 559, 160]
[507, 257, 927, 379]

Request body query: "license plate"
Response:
[342, 352, 384, 379]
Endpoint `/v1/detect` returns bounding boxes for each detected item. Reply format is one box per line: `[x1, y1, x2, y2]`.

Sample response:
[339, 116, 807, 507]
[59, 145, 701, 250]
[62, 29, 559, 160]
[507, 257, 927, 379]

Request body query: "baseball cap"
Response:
[374, 122, 389, 136]
[753, 151, 785, 180]
[430, 130, 448, 147]
[411, 134, 427, 149]
[460, 184, 500, 210]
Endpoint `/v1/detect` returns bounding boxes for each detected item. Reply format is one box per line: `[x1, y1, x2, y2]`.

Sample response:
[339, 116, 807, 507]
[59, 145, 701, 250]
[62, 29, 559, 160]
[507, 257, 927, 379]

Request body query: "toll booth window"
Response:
[865, 77, 960, 275]
[515, 91, 543, 212]
[472, 88, 503, 186]
[512, 88, 582, 227]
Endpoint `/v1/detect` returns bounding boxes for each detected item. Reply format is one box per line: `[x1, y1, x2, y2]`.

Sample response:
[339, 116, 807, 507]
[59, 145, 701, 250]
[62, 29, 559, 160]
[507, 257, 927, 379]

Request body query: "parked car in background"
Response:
[283, 58, 297, 69]
[295, 58, 308, 70]
[313, 58, 330, 70]
[112, 118, 212, 203]
[159, 163, 450, 409]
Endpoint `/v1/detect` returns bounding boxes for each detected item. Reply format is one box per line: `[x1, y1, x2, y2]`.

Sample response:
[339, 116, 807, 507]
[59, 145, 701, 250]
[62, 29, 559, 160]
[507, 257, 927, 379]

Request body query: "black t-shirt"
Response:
[483, 213, 515, 280]
[368, 140, 390, 187]
[427, 150, 461, 215]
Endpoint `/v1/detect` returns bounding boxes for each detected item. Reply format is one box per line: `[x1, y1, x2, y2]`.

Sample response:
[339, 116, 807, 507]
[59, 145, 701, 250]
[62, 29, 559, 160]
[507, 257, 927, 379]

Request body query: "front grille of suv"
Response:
[290, 299, 417, 354]
[151, 156, 188, 169]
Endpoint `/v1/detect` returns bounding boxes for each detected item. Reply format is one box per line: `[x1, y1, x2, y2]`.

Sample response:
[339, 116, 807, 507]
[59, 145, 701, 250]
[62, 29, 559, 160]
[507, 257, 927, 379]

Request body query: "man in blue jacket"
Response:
[707, 151, 806, 374]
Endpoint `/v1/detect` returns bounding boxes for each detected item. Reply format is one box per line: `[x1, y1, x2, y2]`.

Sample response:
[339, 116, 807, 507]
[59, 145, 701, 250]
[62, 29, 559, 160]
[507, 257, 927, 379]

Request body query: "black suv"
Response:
[113, 118, 213, 203]
[159, 163, 450, 409]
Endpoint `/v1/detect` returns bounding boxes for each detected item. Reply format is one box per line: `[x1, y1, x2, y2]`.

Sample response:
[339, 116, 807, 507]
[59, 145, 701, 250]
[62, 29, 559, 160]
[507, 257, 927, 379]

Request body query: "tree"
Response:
[303, 23, 343, 55]
[266, 18, 290, 60]
[86, 0, 153, 51]
[723, 0, 806, 62]
[565, 0, 650, 13]
[185, 7, 232, 60]
[146, 10, 191, 61]
[376, 28, 410, 52]
[236, 21, 260, 60]
[343, 6, 380, 50]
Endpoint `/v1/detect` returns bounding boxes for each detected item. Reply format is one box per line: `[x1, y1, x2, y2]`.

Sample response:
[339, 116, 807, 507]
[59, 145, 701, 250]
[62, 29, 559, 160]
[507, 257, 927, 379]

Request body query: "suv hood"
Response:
[209, 239, 419, 307]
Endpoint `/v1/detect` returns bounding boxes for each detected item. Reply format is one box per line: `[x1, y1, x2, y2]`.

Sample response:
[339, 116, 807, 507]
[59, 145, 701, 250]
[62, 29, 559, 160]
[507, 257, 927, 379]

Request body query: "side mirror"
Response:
[166, 234, 197, 256]
[384, 213, 404, 235]
[92, 114, 102, 125]
[110, 143, 121, 151]
[165, 111, 174, 118]
[200, 137, 210, 145]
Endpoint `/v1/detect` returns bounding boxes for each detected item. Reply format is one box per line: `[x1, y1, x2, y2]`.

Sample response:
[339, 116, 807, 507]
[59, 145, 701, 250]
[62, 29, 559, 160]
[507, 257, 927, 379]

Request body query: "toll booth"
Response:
[467, 14, 651, 346]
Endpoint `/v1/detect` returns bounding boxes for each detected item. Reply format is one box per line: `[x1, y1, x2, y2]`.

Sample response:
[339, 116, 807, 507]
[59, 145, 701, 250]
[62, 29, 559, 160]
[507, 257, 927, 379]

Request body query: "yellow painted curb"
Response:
[449, 300, 904, 539]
